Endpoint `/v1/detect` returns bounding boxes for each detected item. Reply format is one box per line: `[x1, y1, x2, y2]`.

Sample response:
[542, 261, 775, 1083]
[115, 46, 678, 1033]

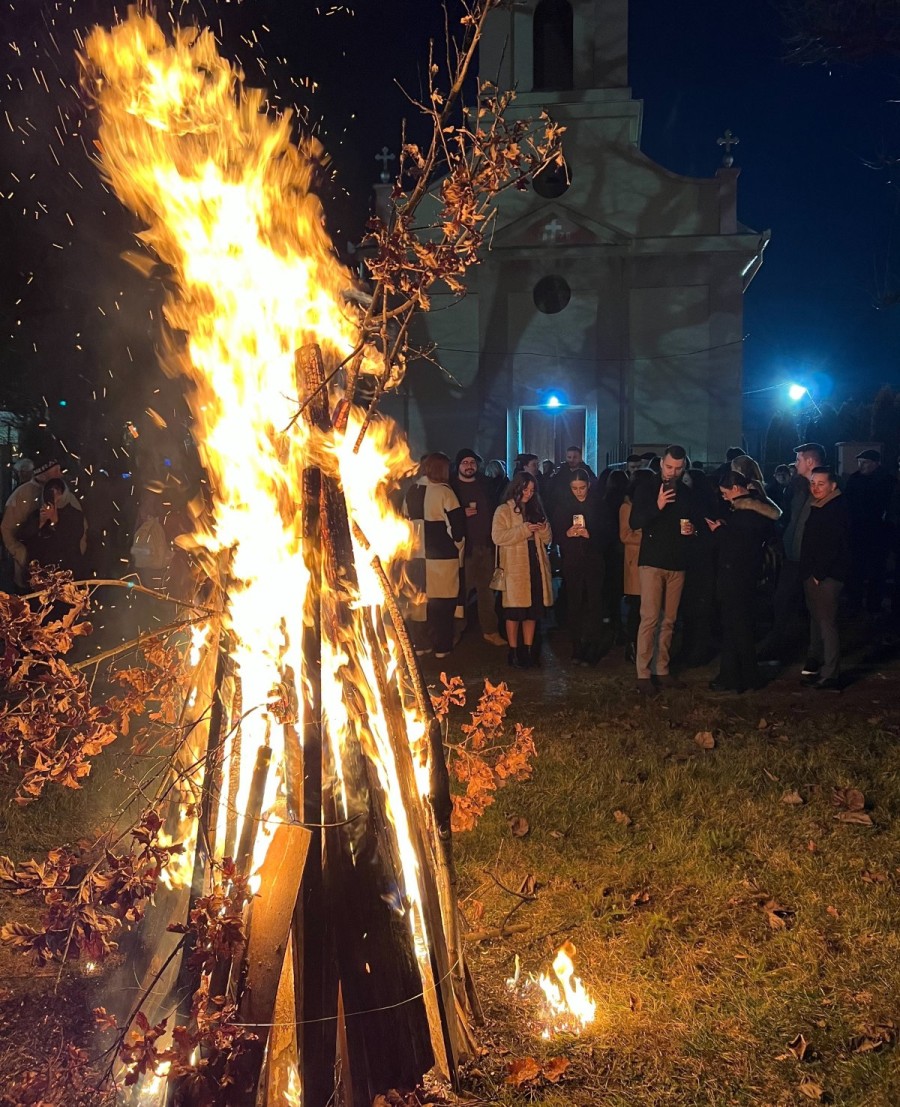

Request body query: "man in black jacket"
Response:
[451, 449, 506, 646]
[629, 444, 698, 693]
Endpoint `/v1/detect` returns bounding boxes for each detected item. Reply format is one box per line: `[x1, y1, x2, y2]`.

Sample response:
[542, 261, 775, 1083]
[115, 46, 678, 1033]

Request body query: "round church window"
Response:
[533, 275, 571, 314]
[533, 157, 570, 198]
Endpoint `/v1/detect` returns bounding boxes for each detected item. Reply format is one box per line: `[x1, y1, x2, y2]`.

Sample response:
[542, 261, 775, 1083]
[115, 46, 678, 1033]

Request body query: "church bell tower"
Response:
[480, 0, 629, 95]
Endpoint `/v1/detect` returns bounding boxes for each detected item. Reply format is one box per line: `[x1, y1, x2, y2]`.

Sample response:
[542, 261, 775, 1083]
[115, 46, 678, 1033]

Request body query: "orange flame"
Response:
[83, 9, 421, 887]
[537, 941, 596, 1036]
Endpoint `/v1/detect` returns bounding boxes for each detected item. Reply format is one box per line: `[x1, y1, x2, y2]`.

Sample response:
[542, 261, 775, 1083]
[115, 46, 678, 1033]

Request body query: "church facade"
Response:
[391, 0, 769, 470]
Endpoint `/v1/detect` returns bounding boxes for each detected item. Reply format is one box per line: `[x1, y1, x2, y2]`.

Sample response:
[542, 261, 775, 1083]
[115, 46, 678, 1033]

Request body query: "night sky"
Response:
[2, 0, 899, 462]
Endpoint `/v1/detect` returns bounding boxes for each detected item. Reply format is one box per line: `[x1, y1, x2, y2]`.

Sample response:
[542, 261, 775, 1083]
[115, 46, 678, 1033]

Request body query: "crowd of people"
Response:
[402, 439, 900, 694]
[5, 436, 898, 696]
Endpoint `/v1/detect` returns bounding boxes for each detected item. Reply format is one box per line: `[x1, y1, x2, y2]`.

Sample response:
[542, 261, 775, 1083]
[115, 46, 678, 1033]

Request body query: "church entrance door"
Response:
[518, 405, 586, 468]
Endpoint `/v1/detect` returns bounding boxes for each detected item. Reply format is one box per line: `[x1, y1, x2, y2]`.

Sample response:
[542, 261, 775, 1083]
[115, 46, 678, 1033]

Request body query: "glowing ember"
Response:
[537, 941, 596, 1036]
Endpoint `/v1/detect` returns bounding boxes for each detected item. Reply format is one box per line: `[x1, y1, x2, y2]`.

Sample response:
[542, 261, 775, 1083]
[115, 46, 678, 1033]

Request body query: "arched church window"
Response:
[533, 0, 574, 91]
[533, 275, 571, 314]
[533, 154, 570, 198]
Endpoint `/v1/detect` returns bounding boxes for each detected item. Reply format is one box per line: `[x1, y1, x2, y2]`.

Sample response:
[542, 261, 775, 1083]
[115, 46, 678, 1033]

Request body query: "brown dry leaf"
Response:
[629, 993, 643, 1012]
[788, 1032, 811, 1061]
[468, 899, 485, 923]
[517, 873, 536, 896]
[835, 810, 874, 826]
[549, 829, 565, 839]
[757, 718, 769, 730]
[832, 787, 866, 811]
[826, 905, 840, 918]
[807, 840, 817, 852]
[851, 1021, 896, 1053]
[613, 809, 632, 826]
[505, 1056, 541, 1087]
[861, 870, 888, 884]
[630, 890, 651, 907]
[781, 789, 805, 805]
[764, 899, 795, 930]
[694, 730, 716, 749]
[542, 1056, 570, 1083]
[507, 815, 530, 838]
[798, 1076, 824, 1101]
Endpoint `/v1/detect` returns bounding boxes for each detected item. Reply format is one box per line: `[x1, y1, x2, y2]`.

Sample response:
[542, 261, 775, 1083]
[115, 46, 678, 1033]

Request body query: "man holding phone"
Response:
[451, 448, 507, 646]
[629, 444, 697, 694]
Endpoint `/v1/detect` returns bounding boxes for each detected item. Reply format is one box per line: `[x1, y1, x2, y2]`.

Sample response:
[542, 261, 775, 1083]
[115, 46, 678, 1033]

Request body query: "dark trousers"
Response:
[803, 577, 843, 679]
[757, 559, 803, 658]
[848, 537, 888, 613]
[564, 561, 603, 650]
[717, 584, 759, 690]
[679, 562, 717, 665]
[426, 597, 457, 653]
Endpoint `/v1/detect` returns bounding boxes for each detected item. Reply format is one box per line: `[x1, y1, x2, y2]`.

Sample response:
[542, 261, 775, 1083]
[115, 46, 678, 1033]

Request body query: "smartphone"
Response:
[573, 514, 585, 528]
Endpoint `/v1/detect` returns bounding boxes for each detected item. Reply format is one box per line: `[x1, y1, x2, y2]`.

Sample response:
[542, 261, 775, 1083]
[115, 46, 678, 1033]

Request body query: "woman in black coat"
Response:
[552, 469, 612, 664]
[799, 466, 851, 689]
[22, 477, 85, 580]
[705, 471, 781, 693]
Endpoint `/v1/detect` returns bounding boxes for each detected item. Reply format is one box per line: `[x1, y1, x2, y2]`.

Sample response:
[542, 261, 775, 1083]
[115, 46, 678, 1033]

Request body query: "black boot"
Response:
[516, 642, 532, 669]
[507, 647, 521, 668]
[528, 641, 541, 668]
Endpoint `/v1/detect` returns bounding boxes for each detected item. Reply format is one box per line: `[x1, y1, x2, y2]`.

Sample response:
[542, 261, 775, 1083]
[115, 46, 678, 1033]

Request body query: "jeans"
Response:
[636, 566, 685, 679]
[803, 577, 843, 680]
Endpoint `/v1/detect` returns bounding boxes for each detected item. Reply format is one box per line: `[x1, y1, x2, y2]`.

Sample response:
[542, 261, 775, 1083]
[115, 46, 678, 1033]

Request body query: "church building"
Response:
[393, 0, 770, 470]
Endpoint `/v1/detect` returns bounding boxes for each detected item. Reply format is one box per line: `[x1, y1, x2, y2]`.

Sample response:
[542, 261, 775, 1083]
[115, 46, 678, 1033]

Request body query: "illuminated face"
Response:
[795, 452, 819, 479]
[661, 453, 685, 482]
[566, 449, 582, 468]
[808, 472, 835, 501]
[525, 458, 540, 477]
[521, 480, 535, 503]
[857, 459, 877, 476]
[570, 479, 588, 502]
[458, 456, 478, 478]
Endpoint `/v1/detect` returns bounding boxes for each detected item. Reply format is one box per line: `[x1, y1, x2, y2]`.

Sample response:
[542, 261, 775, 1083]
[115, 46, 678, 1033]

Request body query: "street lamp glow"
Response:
[546, 394, 561, 408]
[788, 383, 807, 402]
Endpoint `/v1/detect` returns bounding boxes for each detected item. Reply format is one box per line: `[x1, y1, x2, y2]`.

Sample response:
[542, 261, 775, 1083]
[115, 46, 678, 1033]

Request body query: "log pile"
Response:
[119, 344, 474, 1107]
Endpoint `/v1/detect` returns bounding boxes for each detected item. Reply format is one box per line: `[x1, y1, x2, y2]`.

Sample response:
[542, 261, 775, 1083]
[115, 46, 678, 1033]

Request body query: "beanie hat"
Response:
[455, 448, 482, 467]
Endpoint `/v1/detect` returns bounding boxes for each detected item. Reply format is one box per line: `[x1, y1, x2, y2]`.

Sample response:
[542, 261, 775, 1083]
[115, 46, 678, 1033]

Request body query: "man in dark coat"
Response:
[451, 448, 506, 646]
[629, 444, 700, 694]
[844, 449, 895, 614]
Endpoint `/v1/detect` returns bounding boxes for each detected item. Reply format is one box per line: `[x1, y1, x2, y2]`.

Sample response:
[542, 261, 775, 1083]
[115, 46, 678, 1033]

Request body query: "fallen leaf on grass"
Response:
[468, 899, 485, 922]
[507, 815, 530, 838]
[542, 1056, 570, 1083]
[505, 1056, 541, 1087]
[757, 718, 769, 730]
[851, 1021, 896, 1053]
[694, 730, 716, 749]
[763, 767, 780, 782]
[629, 993, 643, 1011]
[630, 890, 651, 907]
[834, 810, 874, 826]
[807, 840, 817, 852]
[517, 873, 536, 896]
[788, 1033, 811, 1061]
[549, 829, 566, 839]
[826, 905, 840, 918]
[613, 809, 632, 826]
[798, 1076, 824, 1101]
[781, 789, 805, 805]
[832, 787, 866, 811]
[764, 899, 796, 930]
[861, 870, 888, 884]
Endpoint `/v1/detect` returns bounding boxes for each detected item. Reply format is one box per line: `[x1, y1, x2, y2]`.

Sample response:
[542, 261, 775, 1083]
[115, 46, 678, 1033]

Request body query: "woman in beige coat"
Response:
[491, 472, 553, 668]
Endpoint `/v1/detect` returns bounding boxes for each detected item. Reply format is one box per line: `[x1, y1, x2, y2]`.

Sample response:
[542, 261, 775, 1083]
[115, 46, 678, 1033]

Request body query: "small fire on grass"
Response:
[507, 941, 596, 1038]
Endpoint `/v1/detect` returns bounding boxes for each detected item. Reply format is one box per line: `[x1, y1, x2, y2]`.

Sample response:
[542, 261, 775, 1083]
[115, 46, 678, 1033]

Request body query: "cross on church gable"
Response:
[542, 216, 566, 243]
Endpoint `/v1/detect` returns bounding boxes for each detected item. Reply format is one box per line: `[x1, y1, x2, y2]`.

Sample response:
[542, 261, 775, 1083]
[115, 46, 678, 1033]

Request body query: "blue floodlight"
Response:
[788, 383, 807, 402]
[58, 399, 67, 407]
[546, 394, 562, 409]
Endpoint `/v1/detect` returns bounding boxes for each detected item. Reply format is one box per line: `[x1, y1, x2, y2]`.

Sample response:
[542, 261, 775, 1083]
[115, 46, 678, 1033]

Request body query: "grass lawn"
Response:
[444, 644, 900, 1106]
[1, 623, 898, 1105]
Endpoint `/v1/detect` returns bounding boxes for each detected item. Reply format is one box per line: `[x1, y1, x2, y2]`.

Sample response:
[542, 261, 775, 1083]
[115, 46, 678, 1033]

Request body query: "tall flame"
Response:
[82, 13, 417, 876]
